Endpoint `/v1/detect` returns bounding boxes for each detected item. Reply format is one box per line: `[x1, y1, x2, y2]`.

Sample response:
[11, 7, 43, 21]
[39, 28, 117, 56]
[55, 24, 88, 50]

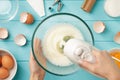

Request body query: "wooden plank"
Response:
[86, 21, 120, 42]
[45, 69, 104, 80]
[0, 21, 40, 41]
[8, 0, 120, 20]
[0, 42, 31, 61]
[0, 20, 120, 41]
[0, 41, 119, 60]
[13, 62, 30, 80]
[13, 62, 104, 80]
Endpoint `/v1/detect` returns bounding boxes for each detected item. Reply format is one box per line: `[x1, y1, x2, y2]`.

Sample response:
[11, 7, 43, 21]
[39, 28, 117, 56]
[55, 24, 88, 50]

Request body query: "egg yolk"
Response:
[110, 51, 120, 68]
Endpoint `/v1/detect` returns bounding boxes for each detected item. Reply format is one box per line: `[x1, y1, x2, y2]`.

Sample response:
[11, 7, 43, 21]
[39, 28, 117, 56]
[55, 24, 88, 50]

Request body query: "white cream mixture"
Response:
[42, 23, 84, 66]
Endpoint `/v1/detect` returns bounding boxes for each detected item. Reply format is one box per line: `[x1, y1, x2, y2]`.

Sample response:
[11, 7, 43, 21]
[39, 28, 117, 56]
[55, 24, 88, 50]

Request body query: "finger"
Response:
[34, 38, 43, 58]
[34, 38, 42, 54]
[79, 60, 94, 72]
[101, 50, 109, 55]
[102, 50, 113, 60]
[29, 50, 39, 68]
[34, 38, 41, 48]
[29, 50, 34, 72]
[100, 50, 111, 59]
[92, 49, 103, 59]
[33, 38, 46, 67]
[30, 50, 34, 61]
[30, 50, 36, 66]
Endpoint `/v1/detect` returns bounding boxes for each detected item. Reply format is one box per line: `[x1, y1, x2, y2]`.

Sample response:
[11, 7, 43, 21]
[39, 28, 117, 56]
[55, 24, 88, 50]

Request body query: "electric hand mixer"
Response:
[63, 38, 96, 64]
[63, 39, 120, 64]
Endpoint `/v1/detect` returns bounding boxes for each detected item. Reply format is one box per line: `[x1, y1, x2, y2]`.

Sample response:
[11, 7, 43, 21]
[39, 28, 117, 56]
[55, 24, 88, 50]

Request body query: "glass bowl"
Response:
[32, 13, 94, 75]
[0, 0, 19, 22]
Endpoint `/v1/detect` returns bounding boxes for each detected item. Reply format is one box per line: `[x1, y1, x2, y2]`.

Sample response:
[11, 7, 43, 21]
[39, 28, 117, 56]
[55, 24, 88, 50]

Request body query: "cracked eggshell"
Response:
[0, 28, 8, 40]
[93, 21, 106, 33]
[104, 0, 120, 17]
[114, 32, 120, 44]
[14, 34, 27, 46]
[20, 12, 34, 24]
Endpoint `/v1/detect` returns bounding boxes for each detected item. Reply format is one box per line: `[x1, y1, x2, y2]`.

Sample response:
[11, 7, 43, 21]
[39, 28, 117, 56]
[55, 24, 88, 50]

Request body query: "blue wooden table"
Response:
[0, 0, 120, 80]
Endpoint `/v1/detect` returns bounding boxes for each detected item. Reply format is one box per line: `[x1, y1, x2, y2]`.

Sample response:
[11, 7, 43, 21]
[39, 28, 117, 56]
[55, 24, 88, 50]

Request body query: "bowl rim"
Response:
[109, 48, 120, 54]
[0, 48, 17, 80]
[0, 0, 19, 22]
[31, 13, 94, 76]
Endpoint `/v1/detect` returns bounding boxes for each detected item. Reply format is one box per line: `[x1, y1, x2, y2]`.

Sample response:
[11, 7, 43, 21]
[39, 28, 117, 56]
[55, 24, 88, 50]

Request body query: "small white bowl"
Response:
[0, 49, 17, 80]
[0, 0, 19, 22]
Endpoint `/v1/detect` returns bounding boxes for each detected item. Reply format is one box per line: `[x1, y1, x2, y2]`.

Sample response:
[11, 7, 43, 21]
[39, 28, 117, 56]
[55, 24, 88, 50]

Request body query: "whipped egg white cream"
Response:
[42, 23, 84, 66]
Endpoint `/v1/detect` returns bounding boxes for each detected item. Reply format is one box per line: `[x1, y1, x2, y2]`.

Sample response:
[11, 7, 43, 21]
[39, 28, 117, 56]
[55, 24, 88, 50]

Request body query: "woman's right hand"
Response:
[79, 50, 120, 80]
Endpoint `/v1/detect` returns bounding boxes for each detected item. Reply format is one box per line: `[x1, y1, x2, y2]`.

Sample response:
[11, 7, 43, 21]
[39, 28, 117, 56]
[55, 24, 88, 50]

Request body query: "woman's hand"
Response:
[79, 50, 120, 80]
[30, 52, 45, 80]
[30, 38, 46, 80]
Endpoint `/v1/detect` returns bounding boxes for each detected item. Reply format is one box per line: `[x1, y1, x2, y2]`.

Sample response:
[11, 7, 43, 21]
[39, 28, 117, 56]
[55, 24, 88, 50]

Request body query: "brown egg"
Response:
[0, 67, 9, 79]
[0, 56, 2, 67]
[2, 55, 14, 70]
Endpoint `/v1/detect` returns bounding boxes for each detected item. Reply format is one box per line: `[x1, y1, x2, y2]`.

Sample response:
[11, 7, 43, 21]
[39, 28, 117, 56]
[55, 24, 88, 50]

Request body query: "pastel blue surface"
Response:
[0, 0, 120, 80]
